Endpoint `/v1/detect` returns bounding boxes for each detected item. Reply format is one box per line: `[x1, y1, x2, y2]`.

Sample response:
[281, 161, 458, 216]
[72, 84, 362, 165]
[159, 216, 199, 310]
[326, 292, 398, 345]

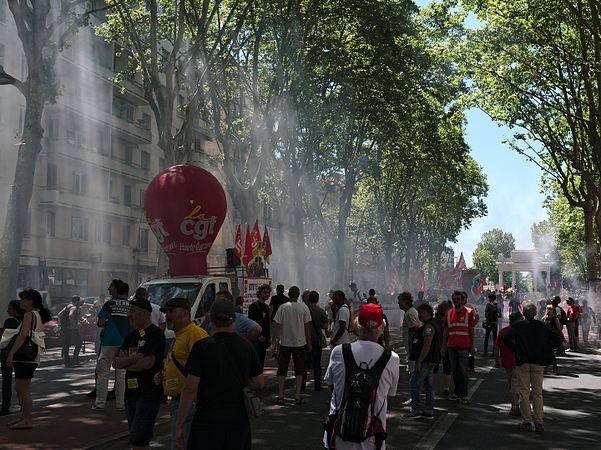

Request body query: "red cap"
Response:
[358, 303, 384, 328]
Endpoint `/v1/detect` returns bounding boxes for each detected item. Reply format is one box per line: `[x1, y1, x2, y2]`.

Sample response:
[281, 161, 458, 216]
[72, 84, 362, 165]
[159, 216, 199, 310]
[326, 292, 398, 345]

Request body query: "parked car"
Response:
[43, 302, 98, 349]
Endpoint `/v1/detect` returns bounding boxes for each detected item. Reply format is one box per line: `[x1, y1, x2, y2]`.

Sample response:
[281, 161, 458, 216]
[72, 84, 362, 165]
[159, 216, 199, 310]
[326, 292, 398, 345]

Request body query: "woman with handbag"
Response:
[6, 289, 51, 430]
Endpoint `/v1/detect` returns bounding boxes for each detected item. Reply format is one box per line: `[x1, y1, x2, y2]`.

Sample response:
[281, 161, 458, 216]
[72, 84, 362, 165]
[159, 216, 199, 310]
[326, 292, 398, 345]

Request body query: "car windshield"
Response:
[142, 282, 202, 308]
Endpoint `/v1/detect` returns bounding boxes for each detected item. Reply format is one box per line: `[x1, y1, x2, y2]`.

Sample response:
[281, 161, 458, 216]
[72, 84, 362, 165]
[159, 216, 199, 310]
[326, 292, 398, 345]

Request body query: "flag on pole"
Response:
[387, 265, 401, 294]
[234, 224, 243, 261]
[243, 224, 253, 267]
[251, 220, 263, 258]
[263, 226, 272, 264]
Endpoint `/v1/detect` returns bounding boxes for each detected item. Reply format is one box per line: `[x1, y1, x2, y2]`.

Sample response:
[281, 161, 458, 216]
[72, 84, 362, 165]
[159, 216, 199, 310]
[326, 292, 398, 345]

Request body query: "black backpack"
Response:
[485, 302, 499, 323]
[58, 305, 72, 328]
[325, 344, 391, 449]
[557, 306, 568, 326]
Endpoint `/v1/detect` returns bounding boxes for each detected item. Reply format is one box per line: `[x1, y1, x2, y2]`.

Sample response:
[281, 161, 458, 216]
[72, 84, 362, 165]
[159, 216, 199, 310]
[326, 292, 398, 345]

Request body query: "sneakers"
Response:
[421, 412, 434, 420]
[403, 411, 423, 419]
[90, 404, 104, 411]
[509, 407, 521, 417]
[448, 394, 459, 401]
[85, 389, 96, 399]
[519, 421, 534, 432]
[534, 422, 544, 433]
[402, 398, 412, 406]
[459, 397, 470, 405]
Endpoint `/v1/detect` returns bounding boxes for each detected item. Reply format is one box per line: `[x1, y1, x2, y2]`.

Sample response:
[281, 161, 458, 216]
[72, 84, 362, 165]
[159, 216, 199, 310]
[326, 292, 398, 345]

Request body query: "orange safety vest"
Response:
[446, 306, 472, 349]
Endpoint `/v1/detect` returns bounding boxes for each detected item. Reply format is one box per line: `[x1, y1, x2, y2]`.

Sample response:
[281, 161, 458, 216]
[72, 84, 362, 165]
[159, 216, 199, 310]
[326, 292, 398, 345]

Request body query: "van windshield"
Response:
[142, 282, 202, 308]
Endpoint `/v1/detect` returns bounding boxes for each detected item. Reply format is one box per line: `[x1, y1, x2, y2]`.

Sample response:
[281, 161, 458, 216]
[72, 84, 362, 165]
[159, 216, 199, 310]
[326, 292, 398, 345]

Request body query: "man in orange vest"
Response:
[441, 291, 476, 405]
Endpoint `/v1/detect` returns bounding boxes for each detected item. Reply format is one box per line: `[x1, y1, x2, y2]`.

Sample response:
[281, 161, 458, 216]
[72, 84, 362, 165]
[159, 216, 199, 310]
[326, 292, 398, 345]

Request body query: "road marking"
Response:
[414, 412, 459, 450]
[414, 378, 484, 449]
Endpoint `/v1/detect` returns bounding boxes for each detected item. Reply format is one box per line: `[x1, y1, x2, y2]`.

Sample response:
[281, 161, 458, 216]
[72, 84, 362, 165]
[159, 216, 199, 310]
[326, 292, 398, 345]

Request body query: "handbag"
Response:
[7, 313, 39, 362]
[223, 342, 263, 419]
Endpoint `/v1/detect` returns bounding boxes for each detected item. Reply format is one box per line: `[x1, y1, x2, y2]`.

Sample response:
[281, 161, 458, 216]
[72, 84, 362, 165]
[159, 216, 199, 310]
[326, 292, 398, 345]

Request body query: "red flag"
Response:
[243, 224, 253, 267]
[387, 265, 401, 294]
[251, 220, 263, 258]
[263, 226, 272, 264]
[234, 224, 243, 260]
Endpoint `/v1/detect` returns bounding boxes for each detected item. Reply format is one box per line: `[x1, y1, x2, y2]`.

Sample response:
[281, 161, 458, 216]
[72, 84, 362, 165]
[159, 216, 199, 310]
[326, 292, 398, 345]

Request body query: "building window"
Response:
[122, 224, 130, 247]
[73, 172, 87, 194]
[71, 217, 89, 241]
[114, 96, 135, 123]
[0, 44, 4, 65]
[103, 221, 111, 245]
[139, 113, 151, 130]
[122, 142, 134, 165]
[141, 151, 150, 170]
[139, 189, 145, 207]
[123, 184, 131, 206]
[194, 137, 202, 153]
[47, 164, 57, 189]
[46, 212, 55, 237]
[0, 1, 6, 23]
[47, 115, 58, 139]
[139, 228, 148, 252]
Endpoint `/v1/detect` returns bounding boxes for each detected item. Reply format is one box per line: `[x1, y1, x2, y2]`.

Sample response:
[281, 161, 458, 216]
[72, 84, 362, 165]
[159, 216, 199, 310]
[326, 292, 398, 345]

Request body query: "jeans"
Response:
[566, 322, 577, 349]
[302, 345, 323, 390]
[94, 346, 125, 408]
[126, 394, 162, 447]
[516, 363, 544, 424]
[62, 329, 82, 365]
[410, 362, 435, 413]
[252, 340, 268, 370]
[484, 323, 498, 356]
[1, 354, 13, 412]
[447, 348, 469, 398]
[169, 396, 195, 450]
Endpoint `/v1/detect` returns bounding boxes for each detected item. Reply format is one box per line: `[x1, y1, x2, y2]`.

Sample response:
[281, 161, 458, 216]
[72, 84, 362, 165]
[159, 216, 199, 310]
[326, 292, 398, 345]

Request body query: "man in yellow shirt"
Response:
[156, 298, 207, 450]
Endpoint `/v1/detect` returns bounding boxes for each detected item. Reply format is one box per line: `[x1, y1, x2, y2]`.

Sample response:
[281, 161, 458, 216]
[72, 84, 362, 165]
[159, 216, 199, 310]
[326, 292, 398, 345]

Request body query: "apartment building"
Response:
[0, 3, 229, 305]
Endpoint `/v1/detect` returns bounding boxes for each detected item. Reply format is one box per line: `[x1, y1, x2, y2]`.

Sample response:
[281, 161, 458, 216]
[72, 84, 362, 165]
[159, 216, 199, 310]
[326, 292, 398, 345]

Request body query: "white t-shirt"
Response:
[332, 305, 351, 346]
[324, 340, 400, 450]
[274, 301, 312, 347]
[401, 307, 421, 342]
[151, 303, 166, 328]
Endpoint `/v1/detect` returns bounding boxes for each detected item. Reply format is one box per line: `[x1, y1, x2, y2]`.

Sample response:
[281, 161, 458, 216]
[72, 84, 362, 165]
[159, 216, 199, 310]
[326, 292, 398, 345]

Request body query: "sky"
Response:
[450, 109, 548, 266]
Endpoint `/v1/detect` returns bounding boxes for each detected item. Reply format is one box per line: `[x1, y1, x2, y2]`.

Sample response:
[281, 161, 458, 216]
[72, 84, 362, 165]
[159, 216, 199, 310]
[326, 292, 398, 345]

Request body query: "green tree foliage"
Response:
[473, 229, 515, 283]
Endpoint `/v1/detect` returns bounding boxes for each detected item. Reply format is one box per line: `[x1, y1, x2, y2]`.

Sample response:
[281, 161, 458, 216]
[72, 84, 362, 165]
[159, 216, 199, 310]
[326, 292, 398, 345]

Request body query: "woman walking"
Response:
[6, 289, 50, 429]
[1, 300, 24, 415]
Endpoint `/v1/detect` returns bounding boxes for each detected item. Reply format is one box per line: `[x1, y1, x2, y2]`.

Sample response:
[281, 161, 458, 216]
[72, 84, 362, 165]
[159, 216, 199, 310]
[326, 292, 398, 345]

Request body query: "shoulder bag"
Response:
[7, 312, 39, 362]
[311, 311, 327, 348]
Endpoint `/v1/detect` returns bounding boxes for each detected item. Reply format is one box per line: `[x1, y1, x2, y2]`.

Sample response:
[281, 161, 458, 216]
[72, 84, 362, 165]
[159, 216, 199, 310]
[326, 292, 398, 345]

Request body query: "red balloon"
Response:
[144, 165, 227, 276]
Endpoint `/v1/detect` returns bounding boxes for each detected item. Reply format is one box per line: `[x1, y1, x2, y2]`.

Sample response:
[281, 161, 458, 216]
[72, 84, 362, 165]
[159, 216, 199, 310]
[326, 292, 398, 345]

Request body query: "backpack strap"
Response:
[370, 348, 392, 381]
[341, 343, 356, 378]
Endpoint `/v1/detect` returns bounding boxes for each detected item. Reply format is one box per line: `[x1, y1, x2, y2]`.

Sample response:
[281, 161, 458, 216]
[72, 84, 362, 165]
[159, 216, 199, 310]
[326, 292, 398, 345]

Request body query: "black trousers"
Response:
[483, 323, 498, 356]
[62, 329, 82, 365]
[1, 354, 13, 412]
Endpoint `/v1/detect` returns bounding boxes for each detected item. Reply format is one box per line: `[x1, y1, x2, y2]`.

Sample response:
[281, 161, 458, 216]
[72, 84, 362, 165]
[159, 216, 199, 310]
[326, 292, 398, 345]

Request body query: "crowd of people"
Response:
[0, 279, 598, 449]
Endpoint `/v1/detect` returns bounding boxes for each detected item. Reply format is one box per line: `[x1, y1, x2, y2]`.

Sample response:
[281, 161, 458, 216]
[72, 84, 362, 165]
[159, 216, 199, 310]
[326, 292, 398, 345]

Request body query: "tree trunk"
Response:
[584, 200, 599, 282]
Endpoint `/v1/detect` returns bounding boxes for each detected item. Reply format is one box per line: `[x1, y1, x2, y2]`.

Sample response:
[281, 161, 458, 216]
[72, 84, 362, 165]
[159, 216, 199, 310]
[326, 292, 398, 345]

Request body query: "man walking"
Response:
[175, 298, 264, 449]
[304, 290, 329, 391]
[483, 293, 501, 357]
[157, 298, 208, 450]
[92, 279, 131, 411]
[59, 295, 83, 367]
[330, 290, 351, 348]
[495, 311, 523, 416]
[502, 302, 563, 432]
[566, 297, 580, 351]
[442, 291, 476, 405]
[349, 282, 366, 314]
[273, 286, 312, 404]
[114, 298, 165, 450]
[248, 284, 272, 369]
[323, 303, 399, 449]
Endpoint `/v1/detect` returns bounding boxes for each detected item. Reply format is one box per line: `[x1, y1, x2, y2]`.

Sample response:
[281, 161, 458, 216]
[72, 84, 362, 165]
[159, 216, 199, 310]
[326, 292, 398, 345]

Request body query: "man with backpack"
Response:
[552, 296, 567, 355]
[323, 303, 399, 450]
[483, 293, 501, 357]
[58, 295, 83, 367]
[330, 290, 351, 348]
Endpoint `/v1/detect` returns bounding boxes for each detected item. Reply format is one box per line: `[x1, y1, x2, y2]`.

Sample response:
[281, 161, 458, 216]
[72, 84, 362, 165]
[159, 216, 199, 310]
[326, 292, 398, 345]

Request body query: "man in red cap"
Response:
[323, 303, 400, 450]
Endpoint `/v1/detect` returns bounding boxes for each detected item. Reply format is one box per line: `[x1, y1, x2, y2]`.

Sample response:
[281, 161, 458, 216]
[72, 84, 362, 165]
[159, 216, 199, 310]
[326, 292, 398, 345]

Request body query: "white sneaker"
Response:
[90, 404, 104, 411]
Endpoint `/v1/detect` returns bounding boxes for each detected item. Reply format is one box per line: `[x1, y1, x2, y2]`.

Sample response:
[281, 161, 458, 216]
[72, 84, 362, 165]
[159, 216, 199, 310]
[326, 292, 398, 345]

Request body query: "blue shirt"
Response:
[204, 313, 258, 338]
[98, 298, 131, 347]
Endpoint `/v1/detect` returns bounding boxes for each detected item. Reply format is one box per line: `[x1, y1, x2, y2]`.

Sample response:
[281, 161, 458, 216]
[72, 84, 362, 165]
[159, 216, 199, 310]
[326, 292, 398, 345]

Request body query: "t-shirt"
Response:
[187, 332, 262, 424]
[270, 294, 289, 321]
[495, 326, 516, 369]
[121, 324, 166, 399]
[350, 290, 366, 314]
[203, 312, 259, 339]
[410, 319, 441, 363]
[1, 316, 21, 357]
[332, 305, 351, 346]
[164, 322, 208, 397]
[150, 303, 166, 328]
[98, 298, 131, 347]
[274, 301, 312, 347]
[567, 305, 580, 322]
[307, 303, 328, 345]
[402, 307, 421, 345]
[248, 301, 271, 340]
[324, 340, 400, 450]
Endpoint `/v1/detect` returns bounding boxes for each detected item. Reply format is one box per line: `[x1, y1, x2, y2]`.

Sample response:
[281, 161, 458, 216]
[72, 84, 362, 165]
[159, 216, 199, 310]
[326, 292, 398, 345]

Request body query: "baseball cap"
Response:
[358, 303, 384, 328]
[210, 297, 235, 321]
[129, 298, 152, 313]
[160, 298, 191, 313]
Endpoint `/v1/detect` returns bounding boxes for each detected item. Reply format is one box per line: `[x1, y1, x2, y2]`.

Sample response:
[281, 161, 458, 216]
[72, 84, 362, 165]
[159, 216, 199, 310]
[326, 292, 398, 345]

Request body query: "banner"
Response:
[263, 226, 272, 264]
[234, 224, 243, 260]
[243, 224, 253, 267]
[251, 220, 263, 258]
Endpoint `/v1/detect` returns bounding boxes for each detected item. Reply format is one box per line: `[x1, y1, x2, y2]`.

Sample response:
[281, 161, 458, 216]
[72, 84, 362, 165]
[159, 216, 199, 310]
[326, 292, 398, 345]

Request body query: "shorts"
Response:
[13, 362, 37, 379]
[125, 394, 162, 446]
[277, 346, 305, 376]
[505, 368, 519, 394]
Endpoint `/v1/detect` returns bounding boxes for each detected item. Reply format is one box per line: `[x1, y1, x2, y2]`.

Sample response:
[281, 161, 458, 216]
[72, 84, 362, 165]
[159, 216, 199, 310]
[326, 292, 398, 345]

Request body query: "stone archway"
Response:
[497, 250, 551, 295]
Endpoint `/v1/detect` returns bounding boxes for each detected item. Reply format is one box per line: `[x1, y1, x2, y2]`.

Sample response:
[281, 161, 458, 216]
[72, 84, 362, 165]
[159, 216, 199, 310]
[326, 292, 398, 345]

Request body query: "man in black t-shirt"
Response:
[269, 284, 289, 322]
[1, 300, 22, 415]
[248, 284, 271, 369]
[175, 298, 264, 450]
[113, 298, 165, 450]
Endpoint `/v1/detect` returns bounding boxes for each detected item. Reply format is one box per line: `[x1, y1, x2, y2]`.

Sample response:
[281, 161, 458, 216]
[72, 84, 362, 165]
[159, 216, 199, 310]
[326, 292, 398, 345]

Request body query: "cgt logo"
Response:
[180, 205, 218, 241]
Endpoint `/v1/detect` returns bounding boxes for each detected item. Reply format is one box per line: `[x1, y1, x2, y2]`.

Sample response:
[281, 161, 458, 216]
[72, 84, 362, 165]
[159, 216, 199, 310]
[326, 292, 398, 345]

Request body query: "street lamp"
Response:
[0, 67, 16, 85]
